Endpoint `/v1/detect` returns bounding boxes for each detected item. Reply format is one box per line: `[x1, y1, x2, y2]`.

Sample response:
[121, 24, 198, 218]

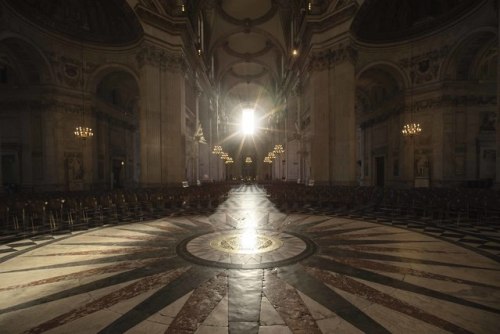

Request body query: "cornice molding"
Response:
[136, 44, 184, 71]
[309, 43, 358, 71]
[222, 40, 274, 61]
[216, 0, 278, 27]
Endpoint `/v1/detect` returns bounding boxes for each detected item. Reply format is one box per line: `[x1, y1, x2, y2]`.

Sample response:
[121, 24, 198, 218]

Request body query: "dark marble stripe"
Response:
[327, 232, 403, 239]
[168, 221, 208, 232]
[97, 266, 220, 334]
[0, 229, 99, 264]
[60, 240, 176, 248]
[304, 266, 474, 334]
[166, 272, 228, 333]
[340, 245, 461, 254]
[320, 248, 497, 269]
[0, 259, 159, 292]
[117, 227, 185, 237]
[317, 239, 433, 246]
[0, 257, 185, 315]
[290, 218, 332, 232]
[305, 256, 500, 314]
[143, 223, 186, 233]
[332, 257, 498, 289]
[228, 269, 263, 334]
[29, 247, 165, 257]
[277, 264, 390, 333]
[264, 269, 321, 333]
[87, 234, 173, 241]
[0, 250, 170, 274]
[306, 220, 355, 232]
[25, 267, 190, 334]
[308, 226, 376, 237]
[187, 217, 216, 230]
[6, 242, 36, 247]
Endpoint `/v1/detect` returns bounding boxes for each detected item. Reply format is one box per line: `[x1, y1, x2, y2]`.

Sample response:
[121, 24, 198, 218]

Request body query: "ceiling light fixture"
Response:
[74, 44, 93, 140]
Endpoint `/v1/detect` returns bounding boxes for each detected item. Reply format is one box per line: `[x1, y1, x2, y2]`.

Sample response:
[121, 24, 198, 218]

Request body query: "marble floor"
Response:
[0, 184, 499, 333]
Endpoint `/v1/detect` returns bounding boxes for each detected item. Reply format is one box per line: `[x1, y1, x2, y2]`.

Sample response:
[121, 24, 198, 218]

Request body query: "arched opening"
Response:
[442, 31, 497, 186]
[356, 64, 406, 187]
[0, 37, 52, 191]
[94, 70, 140, 189]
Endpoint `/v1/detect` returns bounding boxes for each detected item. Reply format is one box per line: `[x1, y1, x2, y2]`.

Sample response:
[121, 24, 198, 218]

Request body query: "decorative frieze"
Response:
[309, 43, 358, 71]
[410, 94, 497, 112]
[136, 44, 184, 71]
[399, 45, 450, 84]
[47, 52, 98, 88]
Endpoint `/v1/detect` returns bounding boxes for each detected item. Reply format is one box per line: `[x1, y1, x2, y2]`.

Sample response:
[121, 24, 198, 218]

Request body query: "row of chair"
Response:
[0, 184, 231, 242]
[264, 183, 500, 225]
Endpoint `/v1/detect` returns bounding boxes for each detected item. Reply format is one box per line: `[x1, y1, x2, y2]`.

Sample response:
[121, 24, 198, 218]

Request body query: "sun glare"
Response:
[241, 108, 255, 135]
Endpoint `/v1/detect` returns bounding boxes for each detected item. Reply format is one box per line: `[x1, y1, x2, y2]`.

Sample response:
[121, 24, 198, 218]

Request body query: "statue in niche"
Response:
[480, 112, 496, 131]
[483, 149, 496, 161]
[68, 156, 83, 180]
[415, 156, 430, 178]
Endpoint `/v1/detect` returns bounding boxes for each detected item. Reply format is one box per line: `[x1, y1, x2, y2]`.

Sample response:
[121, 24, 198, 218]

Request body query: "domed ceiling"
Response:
[352, 0, 484, 42]
[6, 0, 142, 45]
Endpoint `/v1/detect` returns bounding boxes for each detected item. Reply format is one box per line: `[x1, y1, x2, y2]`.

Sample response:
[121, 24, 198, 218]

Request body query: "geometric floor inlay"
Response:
[0, 184, 499, 333]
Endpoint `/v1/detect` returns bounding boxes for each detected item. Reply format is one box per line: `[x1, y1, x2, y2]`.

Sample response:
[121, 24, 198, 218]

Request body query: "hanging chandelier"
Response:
[225, 157, 234, 164]
[273, 144, 284, 154]
[75, 45, 93, 140]
[401, 43, 422, 138]
[220, 152, 229, 160]
[268, 151, 276, 160]
[264, 156, 273, 164]
[402, 123, 422, 136]
[74, 126, 94, 139]
[245, 156, 253, 164]
[212, 145, 223, 155]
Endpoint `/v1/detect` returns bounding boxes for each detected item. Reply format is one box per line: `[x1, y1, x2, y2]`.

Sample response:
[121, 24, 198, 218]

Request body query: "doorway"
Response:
[375, 156, 385, 187]
[2, 153, 20, 186]
[112, 159, 125, 189]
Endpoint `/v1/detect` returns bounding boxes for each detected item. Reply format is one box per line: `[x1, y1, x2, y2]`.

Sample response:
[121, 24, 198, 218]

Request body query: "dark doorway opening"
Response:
[375, 156, 385, 187]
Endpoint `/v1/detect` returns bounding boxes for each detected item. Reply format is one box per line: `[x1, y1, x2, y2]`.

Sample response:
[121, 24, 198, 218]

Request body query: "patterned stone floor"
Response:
[0, 184, 499, 333]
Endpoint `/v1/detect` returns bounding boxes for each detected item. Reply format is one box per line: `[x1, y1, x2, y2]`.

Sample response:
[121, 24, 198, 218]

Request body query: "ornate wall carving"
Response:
[399, 45, 450, 84]
[136, 45, 184, 71]
[309, 43, 358, 71]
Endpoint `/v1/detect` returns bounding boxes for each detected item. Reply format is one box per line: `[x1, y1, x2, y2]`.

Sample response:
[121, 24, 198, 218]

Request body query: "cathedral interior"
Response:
[0, 1, 499, 333]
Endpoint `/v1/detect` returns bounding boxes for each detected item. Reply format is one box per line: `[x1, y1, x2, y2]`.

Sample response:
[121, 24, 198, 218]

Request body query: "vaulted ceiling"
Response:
[201, 0, 290, 128]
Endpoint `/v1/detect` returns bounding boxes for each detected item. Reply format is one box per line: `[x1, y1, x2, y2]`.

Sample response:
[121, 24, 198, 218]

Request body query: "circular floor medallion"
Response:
[177, 229, 315, 269]
[210, 232, 283, 254]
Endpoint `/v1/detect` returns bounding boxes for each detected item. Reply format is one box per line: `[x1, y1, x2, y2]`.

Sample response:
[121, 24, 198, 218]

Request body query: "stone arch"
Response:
[355, 62, 408, 187]
[441, 28, 497, 81]
[91, 66, 140, 115]
[0, 33, 55, 85]
[356, 62, 407, 114]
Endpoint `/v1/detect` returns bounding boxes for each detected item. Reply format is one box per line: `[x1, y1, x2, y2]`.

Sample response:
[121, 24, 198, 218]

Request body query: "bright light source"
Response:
[241, 108, 255, 135]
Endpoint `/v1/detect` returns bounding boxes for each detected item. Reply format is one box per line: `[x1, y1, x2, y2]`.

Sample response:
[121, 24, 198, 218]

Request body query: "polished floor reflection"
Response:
[0, 185, 499, 333]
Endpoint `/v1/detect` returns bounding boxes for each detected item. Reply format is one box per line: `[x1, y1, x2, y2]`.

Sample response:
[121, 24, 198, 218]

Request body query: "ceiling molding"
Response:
[216, 0, 278, 27]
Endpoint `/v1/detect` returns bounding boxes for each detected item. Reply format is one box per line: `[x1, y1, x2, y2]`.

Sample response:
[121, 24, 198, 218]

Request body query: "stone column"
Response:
[309, 58, 331, 184]
[195, 88, 201, 183]
[137, 44, 186, 186]
[308, 44, 358, 185]
[0, 115, 2, 193]
[330, 46, 357, 185]
[496, 3, 500, 187]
